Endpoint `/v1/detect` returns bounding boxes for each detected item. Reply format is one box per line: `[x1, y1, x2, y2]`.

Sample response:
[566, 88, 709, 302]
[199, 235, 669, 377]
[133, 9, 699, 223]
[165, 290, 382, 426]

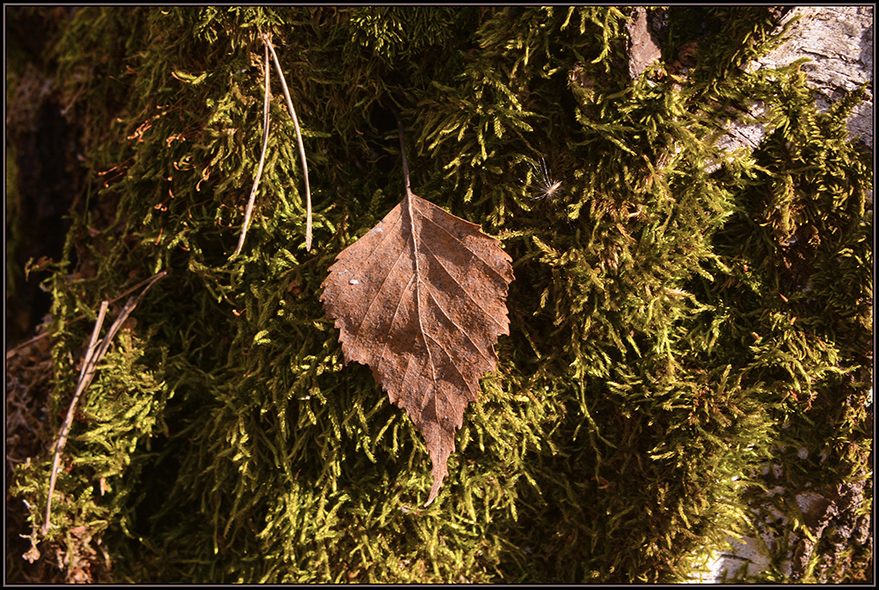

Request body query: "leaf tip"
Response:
[424, 479, 443, 507]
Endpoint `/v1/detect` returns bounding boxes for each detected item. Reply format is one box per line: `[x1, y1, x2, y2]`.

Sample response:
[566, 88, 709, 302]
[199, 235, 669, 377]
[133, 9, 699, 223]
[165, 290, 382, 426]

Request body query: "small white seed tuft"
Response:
[527, 157, 564, 202]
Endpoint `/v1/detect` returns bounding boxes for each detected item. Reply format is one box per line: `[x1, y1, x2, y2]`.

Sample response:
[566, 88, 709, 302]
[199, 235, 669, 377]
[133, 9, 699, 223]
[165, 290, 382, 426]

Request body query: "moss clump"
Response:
[8, 6, 871, 583]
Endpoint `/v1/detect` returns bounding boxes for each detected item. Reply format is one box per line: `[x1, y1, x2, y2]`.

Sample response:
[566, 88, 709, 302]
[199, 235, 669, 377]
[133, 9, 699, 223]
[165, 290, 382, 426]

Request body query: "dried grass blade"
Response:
[41, 270, 167, 537]
[41, 300, 107, 537]
[265, 34, 312, 251]
[234, 41, 272, 257]
[7, 270, 171, 360]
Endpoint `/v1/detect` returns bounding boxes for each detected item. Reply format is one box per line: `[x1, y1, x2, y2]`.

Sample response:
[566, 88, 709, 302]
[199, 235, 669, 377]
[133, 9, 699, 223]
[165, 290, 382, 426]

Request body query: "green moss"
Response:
[9, 6, 871, 583]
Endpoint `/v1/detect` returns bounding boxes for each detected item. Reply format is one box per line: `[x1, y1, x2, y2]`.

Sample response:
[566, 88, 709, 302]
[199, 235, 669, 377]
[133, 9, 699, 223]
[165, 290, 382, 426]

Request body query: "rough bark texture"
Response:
[753, 6, 873, 148]
[680, 6, 873, 581]
[626, 7, 662, 80]
[718, 6, 873, 161]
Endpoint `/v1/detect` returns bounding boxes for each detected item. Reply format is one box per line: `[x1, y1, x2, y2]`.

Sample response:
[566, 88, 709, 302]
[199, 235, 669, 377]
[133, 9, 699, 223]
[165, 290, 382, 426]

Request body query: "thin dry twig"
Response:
[264, 33, 312, 251]
[41, 270, 166, 537]
[6, 271, 172, 361]
[235, 41, 272, 257]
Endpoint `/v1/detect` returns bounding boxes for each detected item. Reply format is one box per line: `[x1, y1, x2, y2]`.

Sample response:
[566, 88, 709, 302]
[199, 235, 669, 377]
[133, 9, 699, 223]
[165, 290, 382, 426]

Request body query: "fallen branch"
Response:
[41, 270, 167, 537]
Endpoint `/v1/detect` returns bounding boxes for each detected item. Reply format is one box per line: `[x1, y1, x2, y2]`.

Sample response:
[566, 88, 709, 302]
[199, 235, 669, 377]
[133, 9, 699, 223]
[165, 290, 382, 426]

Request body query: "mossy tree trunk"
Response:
[6, 6, 872, 583]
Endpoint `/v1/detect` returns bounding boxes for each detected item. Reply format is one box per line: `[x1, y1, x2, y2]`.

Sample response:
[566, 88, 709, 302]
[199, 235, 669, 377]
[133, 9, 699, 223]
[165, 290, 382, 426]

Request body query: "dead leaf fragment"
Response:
[320, 190, 514, 506]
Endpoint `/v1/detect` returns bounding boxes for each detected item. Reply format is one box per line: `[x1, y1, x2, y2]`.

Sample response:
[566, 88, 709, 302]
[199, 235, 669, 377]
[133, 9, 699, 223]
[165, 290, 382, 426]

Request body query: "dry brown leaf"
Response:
[320, 189, 514, 506]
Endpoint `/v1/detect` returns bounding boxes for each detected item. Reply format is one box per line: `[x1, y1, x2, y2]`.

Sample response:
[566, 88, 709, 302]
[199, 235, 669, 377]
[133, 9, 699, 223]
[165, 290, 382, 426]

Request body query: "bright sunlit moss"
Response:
[9, 6, 871, 584]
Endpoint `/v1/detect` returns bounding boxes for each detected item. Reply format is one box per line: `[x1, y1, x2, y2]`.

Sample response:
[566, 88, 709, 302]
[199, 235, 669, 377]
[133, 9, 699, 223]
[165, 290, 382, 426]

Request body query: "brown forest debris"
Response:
[320, 189, 514, 506]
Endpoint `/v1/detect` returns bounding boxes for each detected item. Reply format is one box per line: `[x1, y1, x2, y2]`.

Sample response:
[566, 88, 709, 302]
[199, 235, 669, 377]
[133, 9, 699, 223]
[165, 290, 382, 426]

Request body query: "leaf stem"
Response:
[390, 106, 412, 196]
